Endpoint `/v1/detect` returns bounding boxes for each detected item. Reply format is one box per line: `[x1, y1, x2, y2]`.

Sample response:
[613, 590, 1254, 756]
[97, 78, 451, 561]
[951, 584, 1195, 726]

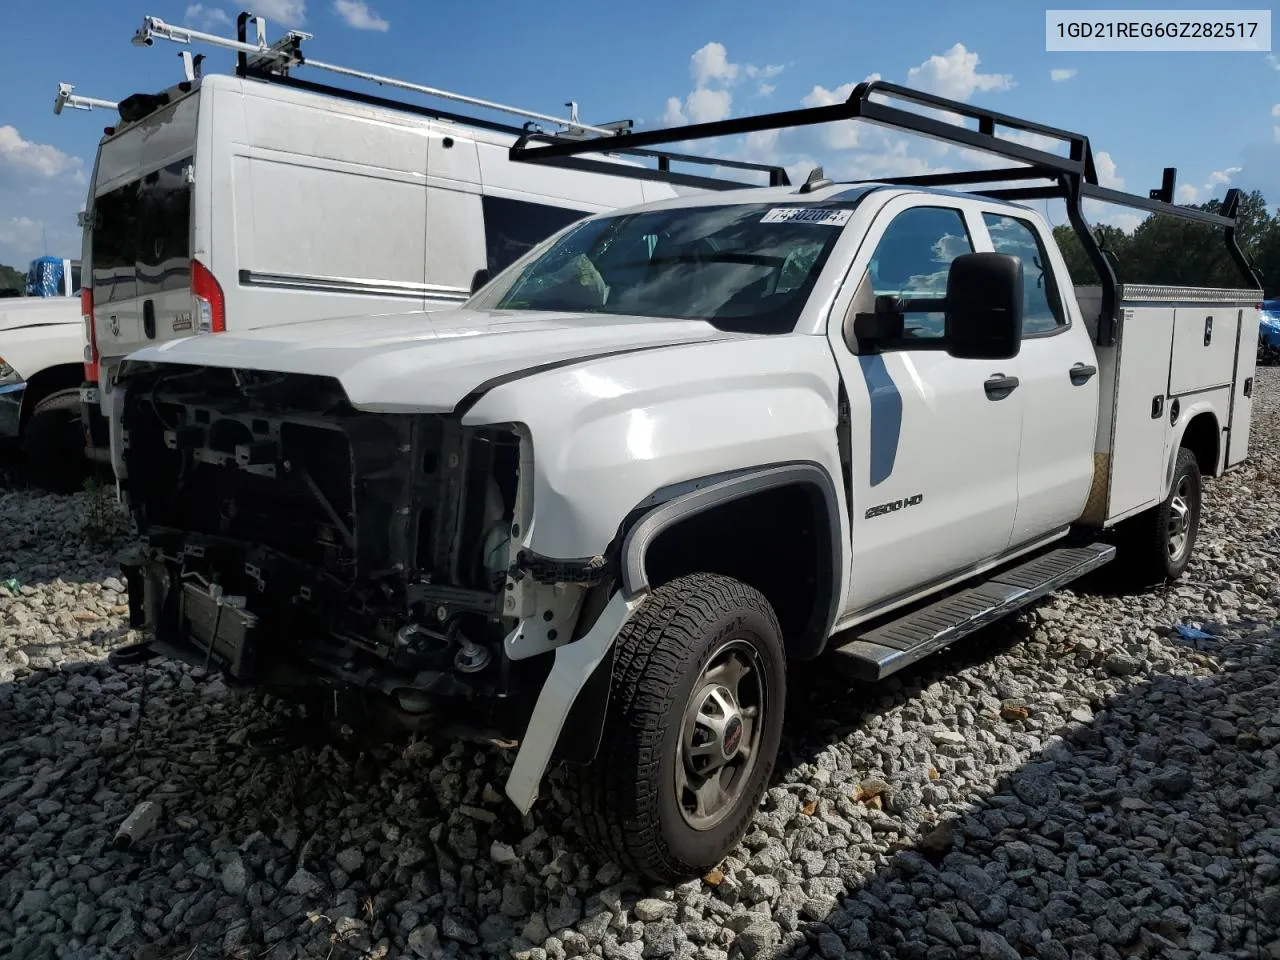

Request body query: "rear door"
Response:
[91, 90, 200, 367]
[972, 208, 1099, 545]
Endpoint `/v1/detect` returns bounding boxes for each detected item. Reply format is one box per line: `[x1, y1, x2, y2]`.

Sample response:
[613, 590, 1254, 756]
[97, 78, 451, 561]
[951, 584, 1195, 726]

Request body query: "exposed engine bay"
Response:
[114, 362, 586, 741]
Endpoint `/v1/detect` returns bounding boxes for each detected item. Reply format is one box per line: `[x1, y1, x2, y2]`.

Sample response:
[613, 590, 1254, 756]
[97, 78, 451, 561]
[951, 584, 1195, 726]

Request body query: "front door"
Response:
[827, 199, 1024, 615]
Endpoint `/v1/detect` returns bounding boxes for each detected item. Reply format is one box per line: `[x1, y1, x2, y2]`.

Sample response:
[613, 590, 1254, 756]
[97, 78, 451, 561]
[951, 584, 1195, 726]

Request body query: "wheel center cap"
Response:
[721, 715, 744, 759]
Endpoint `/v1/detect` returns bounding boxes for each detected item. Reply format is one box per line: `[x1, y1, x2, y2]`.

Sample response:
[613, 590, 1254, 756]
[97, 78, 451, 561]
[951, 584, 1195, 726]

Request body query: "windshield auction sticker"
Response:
[760, 208, 854, 225]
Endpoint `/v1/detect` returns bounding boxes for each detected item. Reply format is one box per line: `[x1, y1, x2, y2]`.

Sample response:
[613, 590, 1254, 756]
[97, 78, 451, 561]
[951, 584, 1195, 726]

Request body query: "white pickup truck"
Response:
[104, 83, 1263, 882]
[0, 257, 90, 491]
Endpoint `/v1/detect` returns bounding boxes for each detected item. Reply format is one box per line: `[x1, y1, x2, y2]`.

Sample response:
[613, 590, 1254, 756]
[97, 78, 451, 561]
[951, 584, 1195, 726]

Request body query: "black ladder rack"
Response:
[509, 79, 1263, 345]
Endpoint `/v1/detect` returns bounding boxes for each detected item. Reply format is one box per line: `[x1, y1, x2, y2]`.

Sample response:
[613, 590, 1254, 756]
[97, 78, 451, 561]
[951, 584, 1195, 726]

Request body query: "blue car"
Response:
[1261, 299, 1280, 365]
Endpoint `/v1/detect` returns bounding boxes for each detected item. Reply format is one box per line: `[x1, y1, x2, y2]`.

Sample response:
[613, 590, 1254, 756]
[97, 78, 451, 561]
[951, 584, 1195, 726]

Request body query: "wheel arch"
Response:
[18, 362, 83, 430]
[1167, 406, 1221, 493]
[619, 461, 844, 661]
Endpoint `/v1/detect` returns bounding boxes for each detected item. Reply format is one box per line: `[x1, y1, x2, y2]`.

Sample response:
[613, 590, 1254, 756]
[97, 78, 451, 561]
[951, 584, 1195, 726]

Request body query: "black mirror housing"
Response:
[470, 268, 491, 295]
[943, 252, 1023, 360]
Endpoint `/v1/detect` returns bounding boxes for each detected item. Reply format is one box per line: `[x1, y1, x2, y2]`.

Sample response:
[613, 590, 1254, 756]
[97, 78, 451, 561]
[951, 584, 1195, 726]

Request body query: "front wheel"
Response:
[569, 573, 786, 883]
[1117, 446, 1202, 586]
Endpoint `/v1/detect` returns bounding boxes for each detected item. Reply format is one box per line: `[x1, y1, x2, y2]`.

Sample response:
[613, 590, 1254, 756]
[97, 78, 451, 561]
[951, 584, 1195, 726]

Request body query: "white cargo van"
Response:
[81, 14, 786, 462]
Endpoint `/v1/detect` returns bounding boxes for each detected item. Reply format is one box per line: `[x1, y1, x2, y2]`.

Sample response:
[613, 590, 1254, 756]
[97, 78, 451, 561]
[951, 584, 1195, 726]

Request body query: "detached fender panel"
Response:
[505, 590, 637, 814]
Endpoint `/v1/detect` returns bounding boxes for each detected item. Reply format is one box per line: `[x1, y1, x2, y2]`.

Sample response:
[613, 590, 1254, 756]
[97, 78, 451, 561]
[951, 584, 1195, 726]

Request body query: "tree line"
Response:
[1053, 189, 1279, 297]
[0, 263, 25, 295]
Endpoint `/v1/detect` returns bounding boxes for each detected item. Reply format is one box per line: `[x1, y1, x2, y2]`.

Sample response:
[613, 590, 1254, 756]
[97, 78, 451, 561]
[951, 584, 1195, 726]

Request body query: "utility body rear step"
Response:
[832, 543, 1115, 680]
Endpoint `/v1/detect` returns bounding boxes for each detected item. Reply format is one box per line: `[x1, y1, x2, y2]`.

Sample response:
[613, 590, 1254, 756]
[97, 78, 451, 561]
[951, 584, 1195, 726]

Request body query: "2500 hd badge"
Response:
[864, 493, 924, 520]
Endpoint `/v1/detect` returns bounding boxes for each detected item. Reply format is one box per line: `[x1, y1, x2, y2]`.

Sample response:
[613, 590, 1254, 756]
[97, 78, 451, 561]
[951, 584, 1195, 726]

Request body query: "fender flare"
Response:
[619, 461, 845, 658]
[546, 462, 845, 765]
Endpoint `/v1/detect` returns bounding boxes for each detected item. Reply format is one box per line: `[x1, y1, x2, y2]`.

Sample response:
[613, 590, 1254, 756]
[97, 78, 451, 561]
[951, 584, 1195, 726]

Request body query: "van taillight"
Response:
[191, 259, 225, 333]
[82, 288, 98, 382]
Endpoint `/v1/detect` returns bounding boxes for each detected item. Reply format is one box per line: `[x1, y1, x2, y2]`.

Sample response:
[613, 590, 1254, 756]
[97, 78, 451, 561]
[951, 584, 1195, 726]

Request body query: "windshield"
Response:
[478, 202, 855, 333]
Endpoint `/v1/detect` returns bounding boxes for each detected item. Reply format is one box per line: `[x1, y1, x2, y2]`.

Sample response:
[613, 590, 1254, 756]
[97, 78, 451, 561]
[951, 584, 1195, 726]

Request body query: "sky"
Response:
[0, 0, 1277, 269]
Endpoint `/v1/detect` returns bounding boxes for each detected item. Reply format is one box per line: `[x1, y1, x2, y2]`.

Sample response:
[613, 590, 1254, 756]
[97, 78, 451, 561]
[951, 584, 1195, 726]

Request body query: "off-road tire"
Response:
[568, 572, 786, 883]
[1116, 446, 1201, 587]
[23, 387, 88, 494]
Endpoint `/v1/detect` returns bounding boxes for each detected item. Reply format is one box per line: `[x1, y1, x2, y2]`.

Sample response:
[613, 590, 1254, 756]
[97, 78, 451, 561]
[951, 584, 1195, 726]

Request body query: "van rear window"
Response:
[91, 156, 193, 303]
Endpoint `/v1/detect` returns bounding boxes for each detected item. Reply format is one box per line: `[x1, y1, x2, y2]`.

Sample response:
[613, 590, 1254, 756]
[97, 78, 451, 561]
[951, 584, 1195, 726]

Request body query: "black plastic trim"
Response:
[550, 643, 615, 765]
[619, 461, 844, 659]
[1069, 363, 1097, 384]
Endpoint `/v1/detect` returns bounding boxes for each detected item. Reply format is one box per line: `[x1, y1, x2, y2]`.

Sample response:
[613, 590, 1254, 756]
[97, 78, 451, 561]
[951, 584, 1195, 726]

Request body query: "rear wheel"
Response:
[569, 572, 786, 883]
[1117, 446, 1201, 586]
[23, 388, 88, 494]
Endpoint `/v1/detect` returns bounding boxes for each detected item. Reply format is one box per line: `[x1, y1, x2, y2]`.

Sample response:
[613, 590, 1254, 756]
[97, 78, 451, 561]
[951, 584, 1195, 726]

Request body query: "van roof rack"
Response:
[53, 83, 118, 115]
[508, 79, 1263, 345]
[127, 12, 789, 193]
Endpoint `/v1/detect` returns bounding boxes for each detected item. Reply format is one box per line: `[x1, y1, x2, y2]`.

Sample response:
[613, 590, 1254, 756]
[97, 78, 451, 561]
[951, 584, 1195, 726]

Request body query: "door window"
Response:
[867, 206, 973, 339]
[981, 212, 1066, 336]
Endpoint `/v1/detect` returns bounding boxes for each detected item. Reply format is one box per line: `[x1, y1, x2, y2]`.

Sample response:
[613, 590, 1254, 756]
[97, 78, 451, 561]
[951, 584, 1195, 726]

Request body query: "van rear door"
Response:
[91, 88, 205, 372]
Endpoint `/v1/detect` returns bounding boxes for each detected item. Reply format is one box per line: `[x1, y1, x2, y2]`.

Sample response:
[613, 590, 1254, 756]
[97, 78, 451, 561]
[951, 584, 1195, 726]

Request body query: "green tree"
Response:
[1052, 190, 1275, 294]
[0, 263, 24, 294]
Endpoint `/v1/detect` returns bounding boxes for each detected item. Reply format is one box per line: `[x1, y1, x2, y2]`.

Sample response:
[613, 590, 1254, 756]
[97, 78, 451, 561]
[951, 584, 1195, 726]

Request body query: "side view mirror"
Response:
[470, 268, 491, 295]
[943, 252, 1023, 360]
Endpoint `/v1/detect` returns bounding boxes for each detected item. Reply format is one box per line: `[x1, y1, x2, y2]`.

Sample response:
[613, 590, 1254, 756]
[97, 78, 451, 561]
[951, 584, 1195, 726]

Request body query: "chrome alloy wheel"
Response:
[1167, 473, 1193, 562]
[675, 638, 768, 830]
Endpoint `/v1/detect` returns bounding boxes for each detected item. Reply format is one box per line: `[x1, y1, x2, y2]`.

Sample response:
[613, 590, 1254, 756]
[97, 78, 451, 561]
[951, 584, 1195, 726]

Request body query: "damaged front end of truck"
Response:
[110, 360, 611, 757]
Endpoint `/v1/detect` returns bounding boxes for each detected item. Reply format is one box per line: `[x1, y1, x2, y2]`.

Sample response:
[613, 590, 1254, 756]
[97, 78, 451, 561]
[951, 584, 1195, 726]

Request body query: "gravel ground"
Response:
[3, 371, 1280, 960]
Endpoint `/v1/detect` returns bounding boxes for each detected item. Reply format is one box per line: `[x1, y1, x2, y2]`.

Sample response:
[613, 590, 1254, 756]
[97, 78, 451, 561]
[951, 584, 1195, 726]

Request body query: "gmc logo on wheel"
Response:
[864, 493, 924, 520]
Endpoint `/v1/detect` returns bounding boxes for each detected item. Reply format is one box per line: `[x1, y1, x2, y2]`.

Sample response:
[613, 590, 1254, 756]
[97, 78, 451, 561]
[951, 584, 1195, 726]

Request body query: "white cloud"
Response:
[0, 216, 41, 248]
[1094, 150, 1123, 189]
[663, 88, 733, 125]
[685, 88, 732, 124]
[1050, 68, 1078, 82]
[662, 96, 687, 127]
[663, 42, 789, 128]
[1273, 104, 1280, 115]
[185, 3, 231, 29]
[0, 126, 84, 181]
[333, 0, 388, 31]
[1179, 166, 1246, 204]
[1107, 213, 1145, 234]
[1268, 54, 1280, 70]
[691, 42, 738, 85]
[1207, 166, 1242, 186]
[802, 82, 862, 149]
[906, 43, 1015, 101]
[254, 0, 306, 24]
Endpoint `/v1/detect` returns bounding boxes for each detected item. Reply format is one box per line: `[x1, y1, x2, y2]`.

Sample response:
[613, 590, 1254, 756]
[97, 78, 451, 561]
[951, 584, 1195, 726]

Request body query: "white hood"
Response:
[0, 297, 81, 335]
[120, 308, 742, 412]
